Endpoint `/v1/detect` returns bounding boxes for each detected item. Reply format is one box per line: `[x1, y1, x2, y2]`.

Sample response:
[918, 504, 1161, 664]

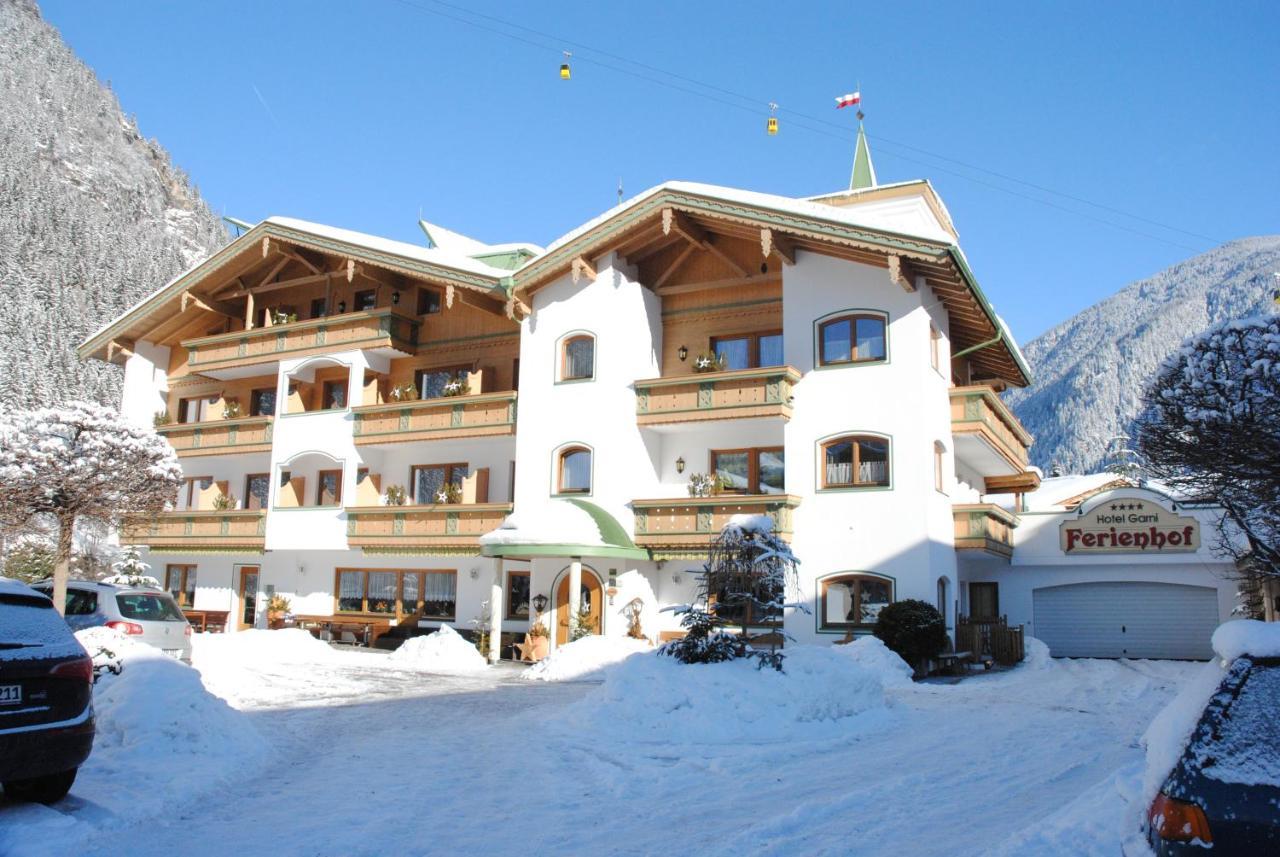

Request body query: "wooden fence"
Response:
[957, 615, 1025, 666]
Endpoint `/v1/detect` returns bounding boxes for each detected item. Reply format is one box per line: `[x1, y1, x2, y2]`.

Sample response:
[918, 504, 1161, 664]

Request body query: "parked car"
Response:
[1142, 655, 1280, 854]
[31, 579, 193, 664]
[0, 577, 95, 804]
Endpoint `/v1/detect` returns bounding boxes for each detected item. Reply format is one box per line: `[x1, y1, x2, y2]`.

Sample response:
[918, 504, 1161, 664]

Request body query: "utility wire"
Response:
[386, 0, 1218, 251]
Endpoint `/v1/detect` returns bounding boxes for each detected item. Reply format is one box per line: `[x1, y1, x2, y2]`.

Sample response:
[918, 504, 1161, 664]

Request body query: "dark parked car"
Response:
[0, 577, 95, 804]
[1144, 655, 1280, 854]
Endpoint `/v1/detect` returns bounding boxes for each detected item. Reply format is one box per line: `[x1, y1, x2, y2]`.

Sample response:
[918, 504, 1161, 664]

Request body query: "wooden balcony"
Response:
[632, 494, 802, 559]
[122, 510, 266, 551]
[634, 366, 801, 427]
[352, 392, 517, 445]
[157, 417, 273, 457]
[183, 308, 419, 374]
[949, 385, 1033, 473]
[952, 503, 1018, 559]
[345, 503, 513, 554]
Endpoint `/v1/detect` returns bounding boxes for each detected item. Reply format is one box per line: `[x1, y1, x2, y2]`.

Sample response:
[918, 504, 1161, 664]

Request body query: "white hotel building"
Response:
[80, 134, 1238, 660]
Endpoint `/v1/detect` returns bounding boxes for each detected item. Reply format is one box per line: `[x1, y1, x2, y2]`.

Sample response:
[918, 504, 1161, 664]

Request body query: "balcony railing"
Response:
[122, 510, 266, 551]
[157, 417, 273, 457]
[949, 385, 1033, 471]
[632, 494, 802, 558]
[952, 503, 1018, 559]
[352, 392, 517, 445]
[345, 503, 513, 553]
[183, 308, 419, 373]
[634, 366, 801, 427]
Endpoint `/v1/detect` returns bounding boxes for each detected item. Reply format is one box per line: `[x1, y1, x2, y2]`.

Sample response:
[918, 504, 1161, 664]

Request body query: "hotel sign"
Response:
[1060, 497, 1199, 555]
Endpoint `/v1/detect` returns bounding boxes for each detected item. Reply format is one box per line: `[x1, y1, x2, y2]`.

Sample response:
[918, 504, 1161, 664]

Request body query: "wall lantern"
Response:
[675, 456, 685, 474]
[468, 567, 480, 580]
[678, 345, 688, 361]
[391, 291, 401, 306]
[337, 300, 346, 314]
[532, 593, 549, 614]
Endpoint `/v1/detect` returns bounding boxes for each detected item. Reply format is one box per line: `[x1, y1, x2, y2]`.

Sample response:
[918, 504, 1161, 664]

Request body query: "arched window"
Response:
[557, 445, 592, 494]
[820, 434, 890, 488]
[817, 312, 886, 367]
[560, 334, 595, 381]
[819, 573, 894, 630]
[936, 576, 948, 620]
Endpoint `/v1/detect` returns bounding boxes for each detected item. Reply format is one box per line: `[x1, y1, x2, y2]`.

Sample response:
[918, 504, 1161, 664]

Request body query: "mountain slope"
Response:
[1006, 236, 1280, 474]
[0, 0, 226, 408]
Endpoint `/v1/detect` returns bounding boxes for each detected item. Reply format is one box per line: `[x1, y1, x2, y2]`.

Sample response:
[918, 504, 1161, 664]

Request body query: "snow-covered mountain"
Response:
[0, 0, 226, 408]
[1006, 236, 1280, 474]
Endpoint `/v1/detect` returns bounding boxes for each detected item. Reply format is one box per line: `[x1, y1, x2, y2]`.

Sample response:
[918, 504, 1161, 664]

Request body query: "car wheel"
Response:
[2, 768, 78, 804]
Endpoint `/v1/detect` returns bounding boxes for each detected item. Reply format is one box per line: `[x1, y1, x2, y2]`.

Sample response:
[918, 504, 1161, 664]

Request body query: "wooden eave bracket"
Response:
[760, 228, 796, 265]
[503, 289, 531, 320]
[571, 256, 597, 285]
[106, 339, 134, 364]
[887, 255, 917, 292]
[181, 291, 238, 318]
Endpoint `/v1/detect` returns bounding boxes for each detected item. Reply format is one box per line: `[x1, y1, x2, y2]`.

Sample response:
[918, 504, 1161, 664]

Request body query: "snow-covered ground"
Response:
[0, 631, 1201, 857]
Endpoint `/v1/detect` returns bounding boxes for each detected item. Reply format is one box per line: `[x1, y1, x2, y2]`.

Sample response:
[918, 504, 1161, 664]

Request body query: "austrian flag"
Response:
[835, 91, 862, 109]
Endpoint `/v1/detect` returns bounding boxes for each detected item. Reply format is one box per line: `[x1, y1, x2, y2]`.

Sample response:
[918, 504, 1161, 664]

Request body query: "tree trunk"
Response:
[52, 512, 75, 616]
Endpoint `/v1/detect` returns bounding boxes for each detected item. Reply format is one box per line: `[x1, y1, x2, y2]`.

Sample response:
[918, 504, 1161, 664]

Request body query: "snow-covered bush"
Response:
[833, 635, 914, 686]
[101, 544, 161, 588]
[873, 599, 947, 673]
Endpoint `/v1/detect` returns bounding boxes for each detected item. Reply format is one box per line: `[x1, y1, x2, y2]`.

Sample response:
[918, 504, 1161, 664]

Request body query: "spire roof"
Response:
[850, 123, 877, 190]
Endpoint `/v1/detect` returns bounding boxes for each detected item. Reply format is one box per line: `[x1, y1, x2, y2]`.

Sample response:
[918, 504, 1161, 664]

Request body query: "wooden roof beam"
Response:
[181, 291, 240, 319]
[571, 256, 597, 284]
[651, 243, 698, 289]
[452, 287, 509, 317]
[281, 247, 324, 274]
[254, 256, 290, 290]
[887, 255, 917, 293]
[106, 339, 134, 365]
[661, 209, 749, 278]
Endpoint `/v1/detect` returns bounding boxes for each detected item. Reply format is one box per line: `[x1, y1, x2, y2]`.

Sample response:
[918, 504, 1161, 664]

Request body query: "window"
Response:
[821, 435, 890, 488]
[249, 388, 276, 417]
[310, 298, 328, 319]
[177, 397, 203, 424]
[165, 564, 197, 607]
[711, 331, 784, 371]
[416, 365, 470, 400]
[506, 571, 531, 620]
[244, 474, 270, 511]
[557, 446, 592, 494]
[336, 569, 456, 618]
[817, 313, 887, 366]
[354, 289, 376, 311]
[712, 574, 783, 629]
[183, 476, 214, 509]
[930, 324, 942, 372]
[560, 334, 595, 381]
[115, 592, 186, 622]
[710, 447, 785, 494]
[321, 380, 347, 410]
[969, 582, 999, 619]
[820, 574, 894, 630]
[410, 463, 469, 504]
[934, 441, 946, 493]
[937, 577, 948, 620]
[417, 287, 442, 315]
[316, 469, 343, 506]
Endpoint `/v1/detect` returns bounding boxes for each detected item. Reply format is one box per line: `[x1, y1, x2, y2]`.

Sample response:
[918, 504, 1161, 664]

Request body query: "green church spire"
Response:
[850, 122, 877, 190]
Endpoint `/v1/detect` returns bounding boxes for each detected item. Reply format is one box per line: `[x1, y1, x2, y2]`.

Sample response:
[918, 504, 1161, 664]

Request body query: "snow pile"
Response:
[832, 635, 914, 686]
[521, 635, 652, 682]
[386, 625, 488, 673]
[1022, 636, 1053, 670]
[726, 512, 773, 533]
[1211, 618, 1280, 662]
[193, 627, 345, 665]
[564, 645, 890, 744]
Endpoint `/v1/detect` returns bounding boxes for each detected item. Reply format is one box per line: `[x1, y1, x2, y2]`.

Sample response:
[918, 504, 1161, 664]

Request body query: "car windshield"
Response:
[115, 592, 186, 622]
[1193, 661, 1280, 787]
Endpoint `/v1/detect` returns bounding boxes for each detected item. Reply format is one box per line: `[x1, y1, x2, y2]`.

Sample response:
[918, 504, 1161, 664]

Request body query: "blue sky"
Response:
[40, 0, 1279, 342]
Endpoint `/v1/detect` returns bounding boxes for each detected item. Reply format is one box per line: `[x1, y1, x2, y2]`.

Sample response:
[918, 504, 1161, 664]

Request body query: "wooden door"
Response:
[238, 566, 260, 630]
[555, 568, 602, 646]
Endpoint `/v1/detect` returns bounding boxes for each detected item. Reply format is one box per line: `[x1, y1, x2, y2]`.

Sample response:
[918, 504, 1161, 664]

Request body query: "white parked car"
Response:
[32, 580, 193, 664]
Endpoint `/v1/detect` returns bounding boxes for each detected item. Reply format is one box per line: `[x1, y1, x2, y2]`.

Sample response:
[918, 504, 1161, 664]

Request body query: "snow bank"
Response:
[1022, 636, 1053, 670]
[0, 628, 268, 856]
[832, 635, 913, 686]
[386, 625, 488, 673]
[1135, 661, 1225, 828]
[192, 627, 345, 665]
[521, 635, 652, 682]
[564, 645, 890, 744]
[1211, 618, 1280, 662]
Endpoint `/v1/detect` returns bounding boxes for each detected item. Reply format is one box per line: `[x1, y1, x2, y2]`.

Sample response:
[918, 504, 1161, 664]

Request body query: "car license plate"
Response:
[0, 685, 21, 705]
[163, 649, 183, 659]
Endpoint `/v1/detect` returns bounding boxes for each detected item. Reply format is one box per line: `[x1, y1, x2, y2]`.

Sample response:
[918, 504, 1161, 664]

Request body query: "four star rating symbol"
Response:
[1109, 503, 1145, 511]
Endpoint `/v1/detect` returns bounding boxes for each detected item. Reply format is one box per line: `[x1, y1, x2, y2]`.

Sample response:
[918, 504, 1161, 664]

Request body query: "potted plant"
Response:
[153, 410, 171, 428]
[433, 483, 461, 505]
[440, 372, 469, 397]
[221, 399, 243, 419]
[687, 471, 728, 498]
[267, 593, 291, 629]
[522, 621, 550, 662]
[271, 309, 298, 326]
[692, 351, 726, 374]
[384, 485, 407, 506]
[212, 493, 236, 511]
[389, 381, 418, 402]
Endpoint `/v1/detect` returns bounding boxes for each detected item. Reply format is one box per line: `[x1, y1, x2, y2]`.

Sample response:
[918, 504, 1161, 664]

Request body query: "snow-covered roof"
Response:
[986, 473, 1207, 513]
[265, 217, 512, 277]
[480, 499, 648, 560]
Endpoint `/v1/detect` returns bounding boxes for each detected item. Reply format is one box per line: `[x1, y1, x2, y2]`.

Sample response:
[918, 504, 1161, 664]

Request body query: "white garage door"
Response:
[1032, 582, 1218, 660]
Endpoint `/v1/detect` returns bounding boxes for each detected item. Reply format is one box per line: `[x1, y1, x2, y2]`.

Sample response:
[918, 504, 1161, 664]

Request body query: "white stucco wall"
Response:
[120, 341, 171, 428]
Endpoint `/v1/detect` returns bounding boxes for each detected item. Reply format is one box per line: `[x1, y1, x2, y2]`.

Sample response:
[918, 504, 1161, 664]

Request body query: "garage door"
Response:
[1032, 582, 1218, 660]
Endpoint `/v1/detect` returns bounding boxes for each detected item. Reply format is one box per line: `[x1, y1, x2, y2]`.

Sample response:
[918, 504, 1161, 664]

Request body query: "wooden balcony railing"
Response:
[952, 503, 1018, 559]
[949, 385, 1033, 471]
[634, 366, 801, 426]
[352, 392, 517, 445]
[345, 503, 513, 554]
[183, 308, 419, 373]
[632, 494, 802, 559]
[157, 417, 273, 457]
[122, 510, 266, 551]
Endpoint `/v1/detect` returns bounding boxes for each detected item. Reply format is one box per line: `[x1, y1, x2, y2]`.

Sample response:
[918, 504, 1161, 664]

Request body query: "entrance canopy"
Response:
[480, 499, 649, 560]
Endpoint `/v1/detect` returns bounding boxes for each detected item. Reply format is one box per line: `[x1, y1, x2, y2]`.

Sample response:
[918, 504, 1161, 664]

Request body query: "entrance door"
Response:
[555, 567, 602, 645]
[238, 566, 260, 630]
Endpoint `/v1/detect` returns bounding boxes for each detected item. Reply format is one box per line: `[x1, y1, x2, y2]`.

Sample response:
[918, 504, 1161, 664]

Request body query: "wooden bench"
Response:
[183, 609, 229, 633]
[291, 614, 393, 647]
